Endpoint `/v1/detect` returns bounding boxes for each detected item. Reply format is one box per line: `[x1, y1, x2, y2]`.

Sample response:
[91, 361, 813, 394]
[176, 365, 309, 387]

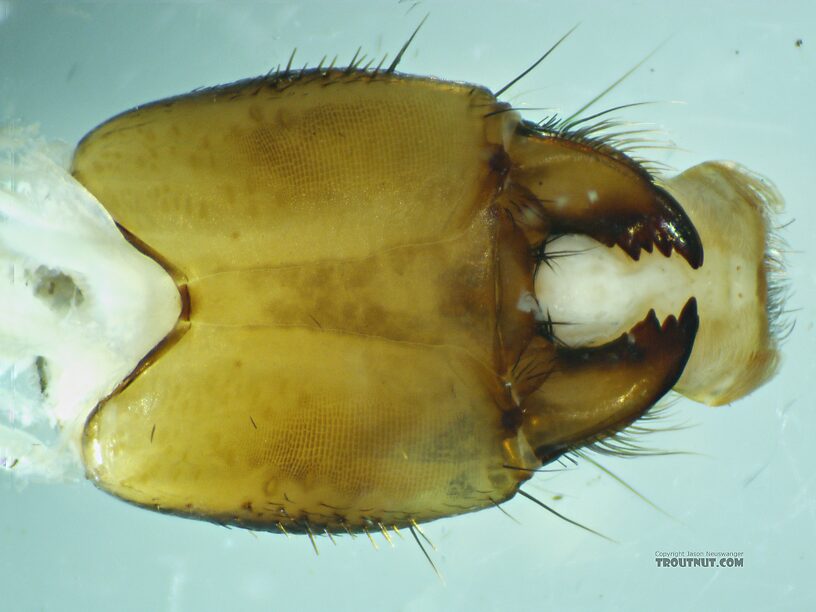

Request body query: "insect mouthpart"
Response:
[532, 160, 784, 408]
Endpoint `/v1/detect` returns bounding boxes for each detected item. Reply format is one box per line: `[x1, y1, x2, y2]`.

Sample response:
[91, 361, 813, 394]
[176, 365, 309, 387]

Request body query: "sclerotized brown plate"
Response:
[71, 52, 780, 540]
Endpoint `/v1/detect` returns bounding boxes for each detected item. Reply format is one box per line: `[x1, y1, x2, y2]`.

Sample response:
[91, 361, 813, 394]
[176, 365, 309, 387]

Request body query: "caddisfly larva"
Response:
[0, 25, 785, 545]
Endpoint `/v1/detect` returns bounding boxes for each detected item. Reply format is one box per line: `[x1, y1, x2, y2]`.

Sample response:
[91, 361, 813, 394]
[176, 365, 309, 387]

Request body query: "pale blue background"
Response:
[1, 1, 813, 610]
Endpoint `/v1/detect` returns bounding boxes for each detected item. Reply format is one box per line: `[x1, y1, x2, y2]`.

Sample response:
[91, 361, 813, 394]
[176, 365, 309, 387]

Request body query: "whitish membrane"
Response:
[0, 126, 179, 481]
